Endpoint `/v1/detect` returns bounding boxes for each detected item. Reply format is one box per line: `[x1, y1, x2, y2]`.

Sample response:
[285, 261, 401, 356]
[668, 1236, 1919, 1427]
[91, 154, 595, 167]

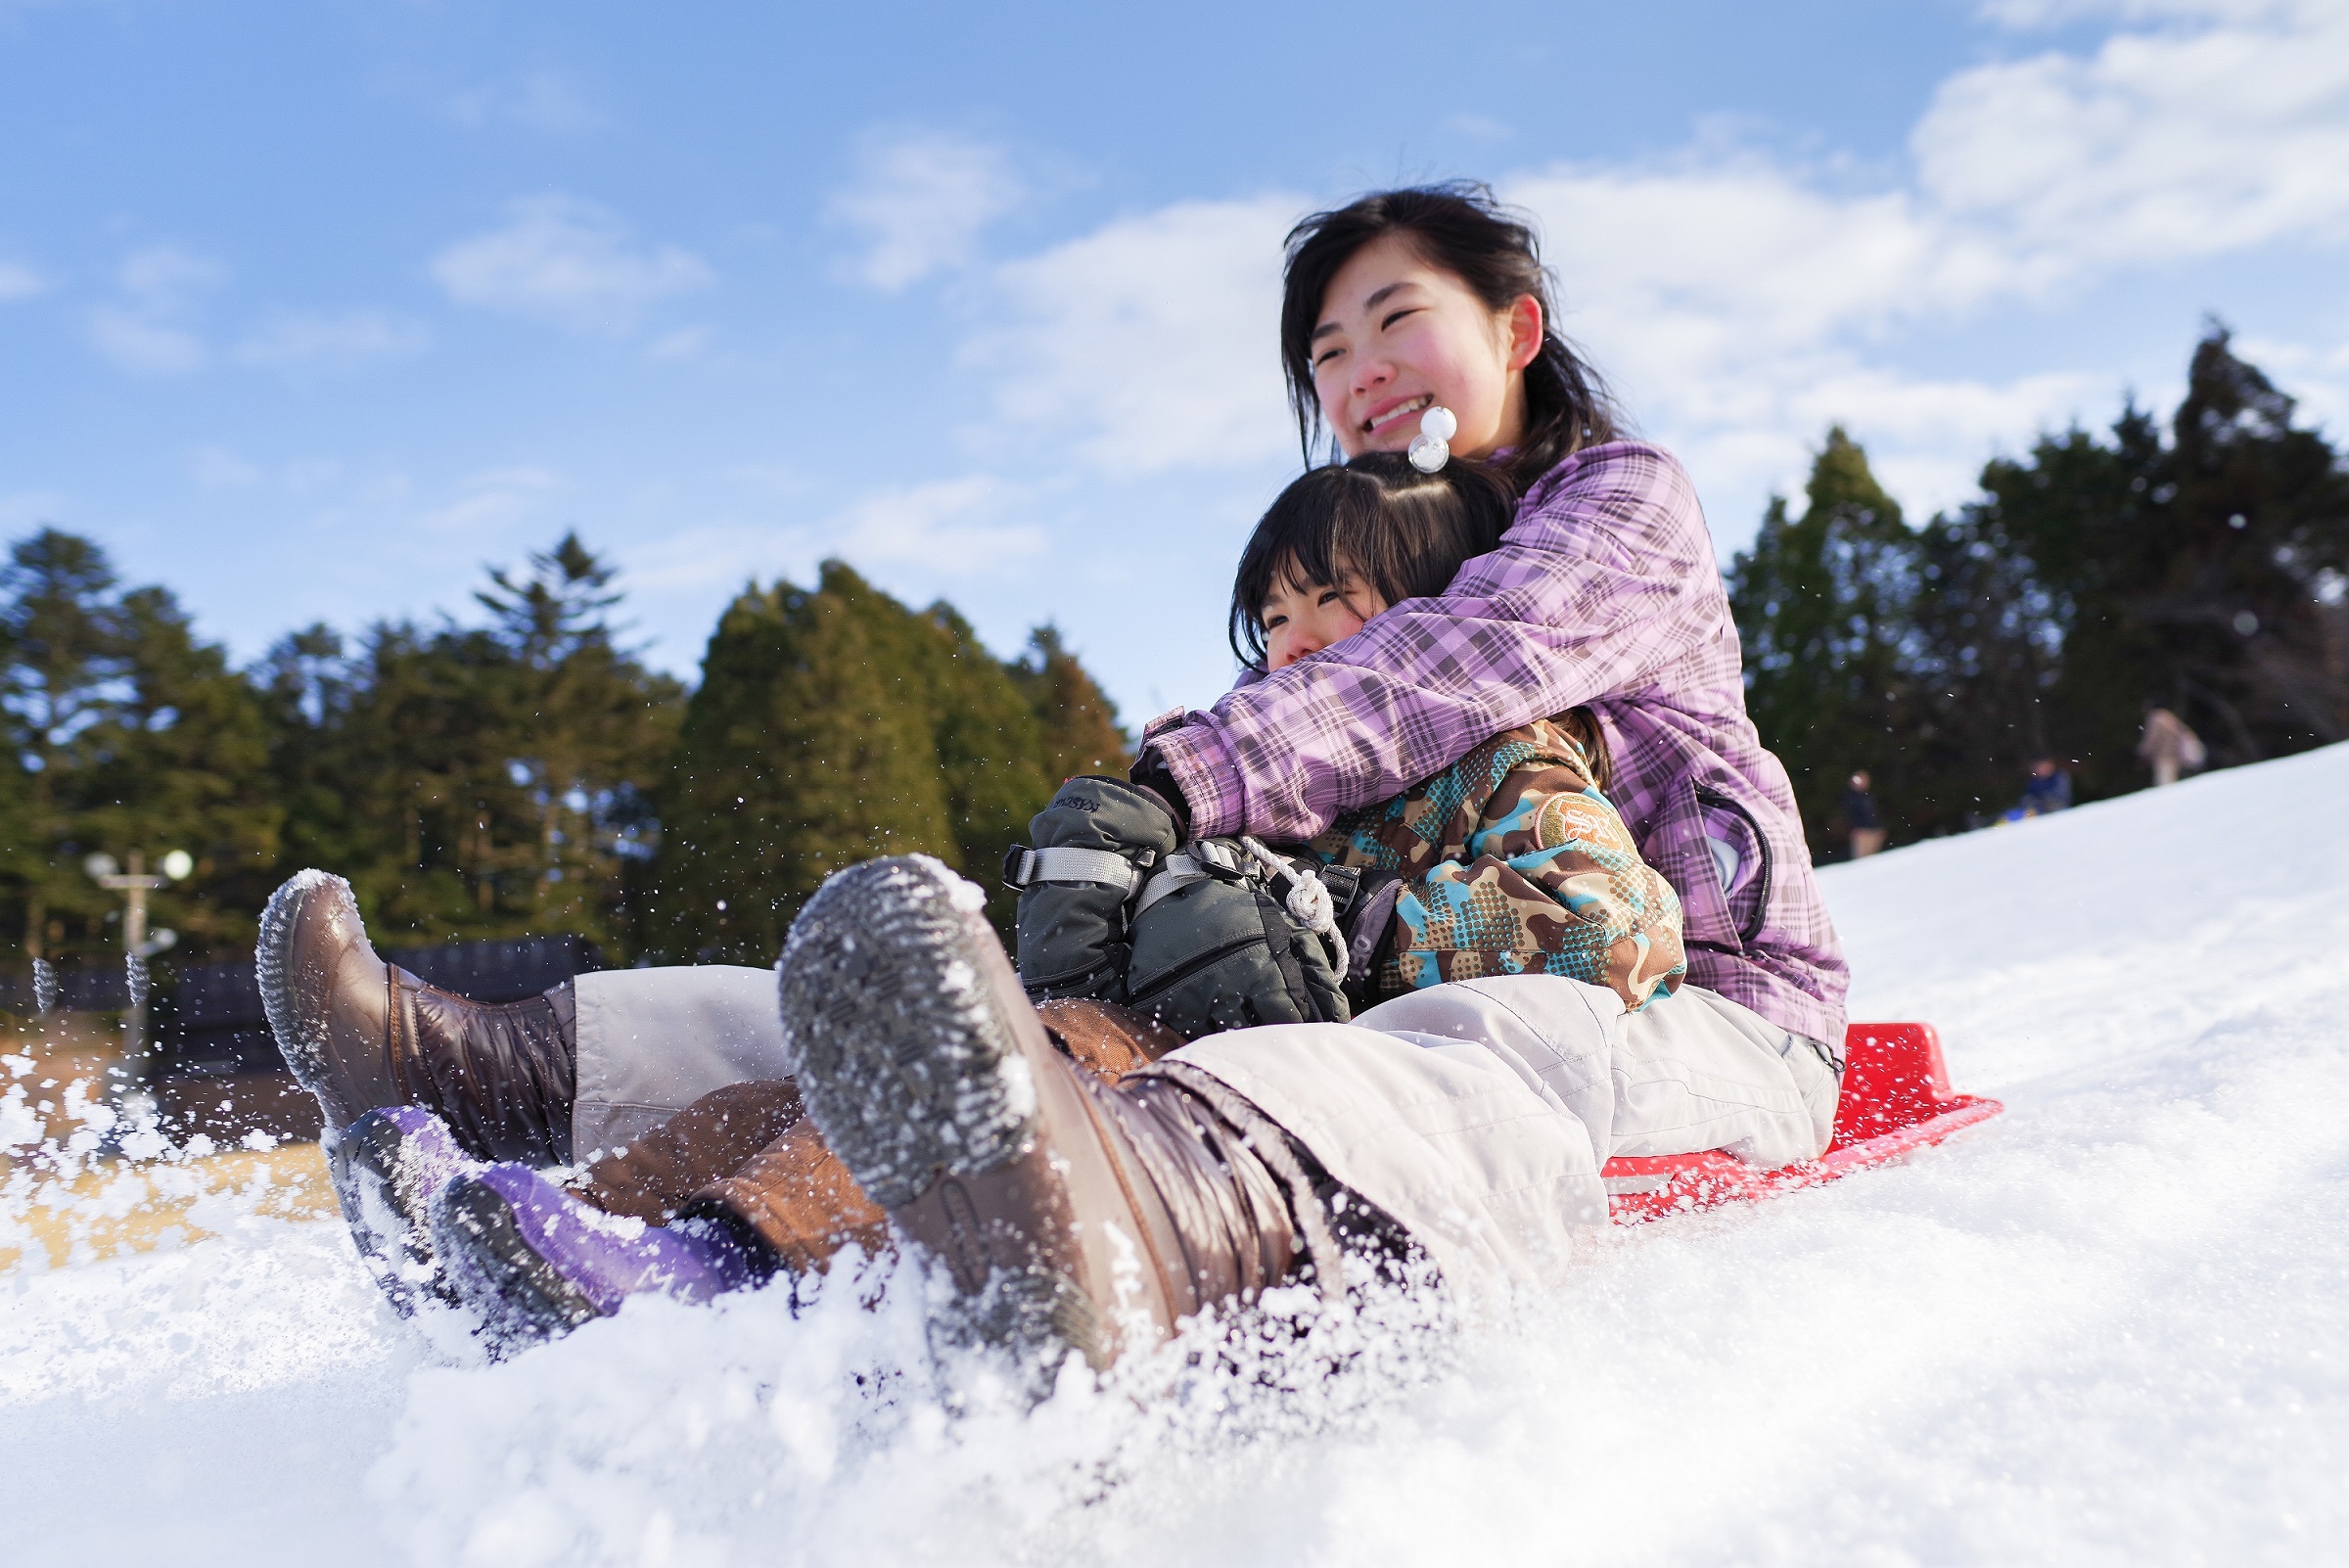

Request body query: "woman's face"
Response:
[1310, 232, 1543, 462]
[1260, 566, 1391, 670]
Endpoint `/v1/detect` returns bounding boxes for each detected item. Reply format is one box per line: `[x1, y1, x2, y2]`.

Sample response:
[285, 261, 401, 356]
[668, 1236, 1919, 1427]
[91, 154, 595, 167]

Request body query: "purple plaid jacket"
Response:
[1141, 439, 1849, 1046]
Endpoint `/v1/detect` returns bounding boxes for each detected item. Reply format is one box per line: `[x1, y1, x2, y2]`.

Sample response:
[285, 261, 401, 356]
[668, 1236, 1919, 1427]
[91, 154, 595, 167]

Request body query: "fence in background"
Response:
[4, 936, 606, 1145]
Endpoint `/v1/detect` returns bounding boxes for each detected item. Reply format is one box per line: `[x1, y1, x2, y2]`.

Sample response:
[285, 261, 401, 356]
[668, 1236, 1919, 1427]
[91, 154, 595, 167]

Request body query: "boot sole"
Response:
[436, 1175, 607, 1354]
[254, 868, 358, 1127]
[332, 1110, 455, 1315]
[778, 855, 1103, 1374]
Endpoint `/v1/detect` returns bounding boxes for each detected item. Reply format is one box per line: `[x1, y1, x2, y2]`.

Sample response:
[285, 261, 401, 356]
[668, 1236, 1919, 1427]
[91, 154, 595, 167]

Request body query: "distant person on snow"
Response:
[259, 184, 1850, 1383]
[2138, 706, 2205, 788]
[1841, 770, 1885, 859]
[2019, 758, 2074, 817]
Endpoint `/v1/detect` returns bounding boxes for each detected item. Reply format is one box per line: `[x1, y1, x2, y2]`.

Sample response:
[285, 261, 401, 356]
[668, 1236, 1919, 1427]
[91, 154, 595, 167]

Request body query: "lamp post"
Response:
[83, 848, 192, 1078]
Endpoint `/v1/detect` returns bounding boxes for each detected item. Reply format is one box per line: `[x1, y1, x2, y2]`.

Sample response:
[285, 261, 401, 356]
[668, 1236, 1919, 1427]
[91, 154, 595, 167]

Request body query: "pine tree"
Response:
[0, 530, 127, 960]
[1011, 624, 1130, 784]
[0, 530, 278, 964]
[473, 533, 684, 946]
[258, 536, 682, 954]
[645, 562, 959, 963]
[1903, 495, 2064, 833]
[1727, 430, 1921, 850]
[1972, 327, 2349, 797]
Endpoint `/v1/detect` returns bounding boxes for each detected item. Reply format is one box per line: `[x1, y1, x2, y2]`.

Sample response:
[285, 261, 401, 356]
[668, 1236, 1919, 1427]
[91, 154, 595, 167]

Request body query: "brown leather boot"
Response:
[609, 1002, 1169, 1274]
[574, 1080, 807, 1222]
[1035, 997, 1184, 1078]
[776, 855, 1343, 1389]
[682, 1118, 893, 1278]
[257, 871, 576, 1163]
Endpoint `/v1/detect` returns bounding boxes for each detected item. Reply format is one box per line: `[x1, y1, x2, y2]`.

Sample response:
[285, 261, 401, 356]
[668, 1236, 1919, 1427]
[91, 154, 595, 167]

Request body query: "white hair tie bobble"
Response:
[1407, 405, 1458, 473]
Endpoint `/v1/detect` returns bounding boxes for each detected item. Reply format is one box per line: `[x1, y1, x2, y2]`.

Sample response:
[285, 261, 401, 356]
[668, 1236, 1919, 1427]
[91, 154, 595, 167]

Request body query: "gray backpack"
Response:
[1004, 777, 1363, 1041]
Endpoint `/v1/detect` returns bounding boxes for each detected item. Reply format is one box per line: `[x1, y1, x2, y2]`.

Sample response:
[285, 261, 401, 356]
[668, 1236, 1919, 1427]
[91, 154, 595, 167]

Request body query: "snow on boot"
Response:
[776, 854, 1344, 1397]
[333, 1105, 480, 1315]
[664, 1001, 1174, 1285]
[433, 1163, 775, 1354]
[256, 869, 576, 1162]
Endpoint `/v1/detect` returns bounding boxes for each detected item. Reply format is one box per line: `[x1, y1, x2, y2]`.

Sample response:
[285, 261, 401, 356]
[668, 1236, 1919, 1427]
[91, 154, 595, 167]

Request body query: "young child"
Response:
[1229, 451, 1688, 1015]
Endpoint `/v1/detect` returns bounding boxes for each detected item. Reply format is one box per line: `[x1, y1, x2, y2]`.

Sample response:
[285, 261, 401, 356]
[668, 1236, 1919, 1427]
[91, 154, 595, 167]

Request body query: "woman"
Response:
[263, 185, 1847, 1372]
[1133, 184, 1846, 1055]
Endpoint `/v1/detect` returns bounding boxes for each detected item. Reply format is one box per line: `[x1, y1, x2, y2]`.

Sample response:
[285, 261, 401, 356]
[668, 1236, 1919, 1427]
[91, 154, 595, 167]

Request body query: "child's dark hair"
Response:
[1229, 451, 1515, 668]
[1279, 182, 1619, 493]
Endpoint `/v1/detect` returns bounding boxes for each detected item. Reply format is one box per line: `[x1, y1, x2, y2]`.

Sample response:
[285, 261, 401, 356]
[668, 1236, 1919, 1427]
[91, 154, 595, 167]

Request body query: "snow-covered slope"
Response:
[7, 744, 2346, 1567]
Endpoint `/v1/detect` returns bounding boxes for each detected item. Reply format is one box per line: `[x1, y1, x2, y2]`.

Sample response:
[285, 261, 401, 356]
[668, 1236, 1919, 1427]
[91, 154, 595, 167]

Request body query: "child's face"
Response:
[1261, 566, 1391, 669]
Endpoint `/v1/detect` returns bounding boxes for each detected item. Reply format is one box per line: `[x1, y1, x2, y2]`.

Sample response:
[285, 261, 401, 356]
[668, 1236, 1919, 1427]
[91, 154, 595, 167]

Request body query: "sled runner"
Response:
[1602, 1022, 2002, 1222]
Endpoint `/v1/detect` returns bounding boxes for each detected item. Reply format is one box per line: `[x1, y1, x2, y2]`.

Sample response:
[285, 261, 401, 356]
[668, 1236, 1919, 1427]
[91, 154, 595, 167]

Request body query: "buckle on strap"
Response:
[1001, 845, 1147, 896]
[1132, 840, 1249, 919]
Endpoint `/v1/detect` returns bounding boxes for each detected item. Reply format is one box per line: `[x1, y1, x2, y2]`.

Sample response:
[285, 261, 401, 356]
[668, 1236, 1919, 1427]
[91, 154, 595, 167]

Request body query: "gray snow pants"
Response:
[572, 967, 1837, 1294]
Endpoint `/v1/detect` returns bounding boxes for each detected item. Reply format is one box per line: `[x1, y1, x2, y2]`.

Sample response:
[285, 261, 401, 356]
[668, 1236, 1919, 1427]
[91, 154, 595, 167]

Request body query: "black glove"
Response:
[1004, 776, 1180, 1003]
[1124, 837, 1351, 1041]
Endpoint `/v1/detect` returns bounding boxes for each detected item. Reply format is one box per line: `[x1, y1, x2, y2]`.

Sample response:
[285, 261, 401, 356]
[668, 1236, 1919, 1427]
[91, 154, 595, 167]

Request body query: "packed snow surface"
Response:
[7, 744, 2346, 1566]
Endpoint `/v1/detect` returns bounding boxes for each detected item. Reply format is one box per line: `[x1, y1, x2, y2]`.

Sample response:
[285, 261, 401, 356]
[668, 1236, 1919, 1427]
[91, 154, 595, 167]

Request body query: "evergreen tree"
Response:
[0, 530, 126, 960]
[1969, 328, 2349, 798]
[1903, 495, 2065, 834]
[1727, 429, 1921, 850]
[911, 600, 1053, 903]
[474, 532, 684, 945]
[0, 530, 278, 964]
[646, 561, 959, 963]
[1011, 624, 1130, 784]
[258, 535, 682, 954]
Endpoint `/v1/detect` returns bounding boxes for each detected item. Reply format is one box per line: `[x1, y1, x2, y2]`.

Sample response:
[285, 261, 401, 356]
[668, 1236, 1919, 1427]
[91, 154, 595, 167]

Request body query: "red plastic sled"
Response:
[1602, 1022, 2002, 1223]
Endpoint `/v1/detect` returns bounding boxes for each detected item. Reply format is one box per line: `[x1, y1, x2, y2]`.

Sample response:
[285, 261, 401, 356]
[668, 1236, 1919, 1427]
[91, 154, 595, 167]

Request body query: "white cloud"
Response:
[90, 307, 207, 375]
[190, 447, 349, 495]
[441, 69, 604, 136]
[87, 244, 224, 375]
[645, 325, 708, 361]
[832, 476, 1043, 572]
[236, 310, 429, 369]
[431, 197, 711, 333]
[966, 195, 1301, 474]
[950, 0, 2349, 534]
[191, 447, 264, 489]
[1976, 0, 2306, 27]
[0, 261, 42, 300]
[620, 476, 1042, 599]
[828, 130, 1024, 291]
[118, 245, 225, 305]
[416, 467, 561, 534]
[1918, 3, 2349, 262]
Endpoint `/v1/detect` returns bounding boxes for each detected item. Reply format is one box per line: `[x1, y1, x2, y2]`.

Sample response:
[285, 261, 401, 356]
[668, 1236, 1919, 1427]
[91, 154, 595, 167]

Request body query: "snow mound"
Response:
[7, 745, 2348, 1566]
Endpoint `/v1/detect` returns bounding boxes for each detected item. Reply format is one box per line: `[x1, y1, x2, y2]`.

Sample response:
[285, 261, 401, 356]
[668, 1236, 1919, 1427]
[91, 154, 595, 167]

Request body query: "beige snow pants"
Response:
[575, 967, 1836, 1295]
[1171, 977, 1838, 1296]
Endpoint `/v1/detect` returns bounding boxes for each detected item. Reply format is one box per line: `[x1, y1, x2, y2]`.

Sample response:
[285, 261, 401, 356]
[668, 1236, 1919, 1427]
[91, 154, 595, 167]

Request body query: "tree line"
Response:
[1729, 327, 2349, 854]
[7, 324, 2341, 969]
[0, 536, 1126, 971]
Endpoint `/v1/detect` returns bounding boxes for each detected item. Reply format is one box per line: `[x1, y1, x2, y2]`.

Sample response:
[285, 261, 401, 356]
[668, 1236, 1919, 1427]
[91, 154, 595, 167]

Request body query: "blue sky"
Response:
[4, 0, 2346, 724]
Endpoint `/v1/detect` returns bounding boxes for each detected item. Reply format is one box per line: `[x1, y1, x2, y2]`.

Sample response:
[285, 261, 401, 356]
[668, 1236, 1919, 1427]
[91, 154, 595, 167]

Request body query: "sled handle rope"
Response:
[1239, 835, 1348, 984]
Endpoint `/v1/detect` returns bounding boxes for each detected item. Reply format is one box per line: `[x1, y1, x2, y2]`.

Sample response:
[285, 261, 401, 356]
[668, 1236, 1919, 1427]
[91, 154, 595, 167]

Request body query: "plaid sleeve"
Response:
[1146, 441, 1725, 841]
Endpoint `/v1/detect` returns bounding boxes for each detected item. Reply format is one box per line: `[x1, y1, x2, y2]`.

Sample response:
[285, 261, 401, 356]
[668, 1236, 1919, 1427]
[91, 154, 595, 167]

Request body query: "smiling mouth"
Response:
[1361, 392, 1434, 437]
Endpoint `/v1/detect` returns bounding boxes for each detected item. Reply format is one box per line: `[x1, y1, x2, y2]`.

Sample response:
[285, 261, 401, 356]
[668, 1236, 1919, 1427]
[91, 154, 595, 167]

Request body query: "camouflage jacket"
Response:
[1313, 715, 1688, 1011]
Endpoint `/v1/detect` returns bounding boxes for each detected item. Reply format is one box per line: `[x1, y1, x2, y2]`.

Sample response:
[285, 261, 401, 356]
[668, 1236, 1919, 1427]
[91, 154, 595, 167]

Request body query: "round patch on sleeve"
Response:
[1535, 791, 1635, 854]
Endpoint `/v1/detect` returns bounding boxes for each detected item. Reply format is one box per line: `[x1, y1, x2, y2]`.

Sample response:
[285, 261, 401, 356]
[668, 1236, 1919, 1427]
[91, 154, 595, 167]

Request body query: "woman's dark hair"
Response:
[1279, 182, 1619, 493]
[1229, 451, 1515, 668]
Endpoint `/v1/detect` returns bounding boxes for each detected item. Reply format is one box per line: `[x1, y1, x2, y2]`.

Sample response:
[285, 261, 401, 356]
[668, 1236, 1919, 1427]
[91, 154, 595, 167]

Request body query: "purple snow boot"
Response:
[332, 1105, 482, 1315]
[433, 1162, 775, 1355]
